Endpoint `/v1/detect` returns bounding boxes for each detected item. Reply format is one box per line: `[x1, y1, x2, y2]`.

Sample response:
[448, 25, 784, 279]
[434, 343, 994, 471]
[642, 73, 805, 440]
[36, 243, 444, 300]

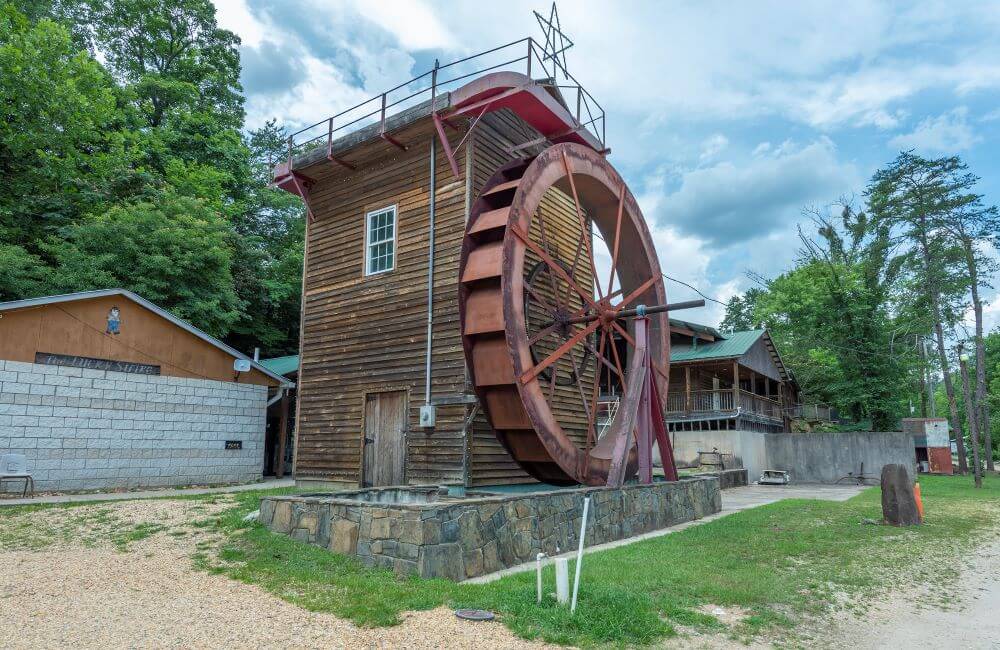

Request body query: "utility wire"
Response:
[590, 229, 728, 307]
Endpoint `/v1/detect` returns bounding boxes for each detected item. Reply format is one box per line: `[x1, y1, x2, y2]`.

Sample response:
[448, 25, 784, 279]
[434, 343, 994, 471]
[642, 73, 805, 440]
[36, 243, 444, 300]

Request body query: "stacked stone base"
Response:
[259, 477, 721, 581]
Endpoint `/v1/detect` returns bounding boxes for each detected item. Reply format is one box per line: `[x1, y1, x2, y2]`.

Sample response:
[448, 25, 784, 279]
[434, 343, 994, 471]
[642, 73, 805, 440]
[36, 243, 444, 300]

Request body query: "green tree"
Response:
[0, 5, 136, 299]
[755, 205, 918, 430]
[84, 0, 243, 129]
[719, 288, 764, 331]
[2, 1, 304, 356]
[225, 120, 305, 355]
[47, 192, 239, 336]
[868, 152, 979, 472]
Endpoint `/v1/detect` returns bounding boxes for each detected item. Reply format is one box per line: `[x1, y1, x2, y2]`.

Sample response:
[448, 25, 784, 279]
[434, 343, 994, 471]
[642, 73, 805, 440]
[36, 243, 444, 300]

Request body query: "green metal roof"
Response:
[670, 329, 765, 362]
[668, 317, 723, 340]
[259, 329, 772, 376]
[260, 354, 300, 377]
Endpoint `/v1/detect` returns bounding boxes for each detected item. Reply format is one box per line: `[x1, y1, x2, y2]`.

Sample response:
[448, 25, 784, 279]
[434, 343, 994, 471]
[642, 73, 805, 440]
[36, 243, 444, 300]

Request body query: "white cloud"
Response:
[347, 0, 455, 51]
[244, 56, 371, 129]
[654, 137, 861, 245]
[889, 107, 980, 153]
[699, 134, 728, 163]
[214, 0, 266, 47]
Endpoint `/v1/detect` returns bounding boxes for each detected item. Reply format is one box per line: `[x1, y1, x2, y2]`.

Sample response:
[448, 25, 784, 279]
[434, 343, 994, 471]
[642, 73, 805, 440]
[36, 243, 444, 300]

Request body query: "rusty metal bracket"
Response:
[432, 112, 461, 178]
[274, 171, 317, 222]
[325, 119, 356, 170]
[379, 94, 408, 151]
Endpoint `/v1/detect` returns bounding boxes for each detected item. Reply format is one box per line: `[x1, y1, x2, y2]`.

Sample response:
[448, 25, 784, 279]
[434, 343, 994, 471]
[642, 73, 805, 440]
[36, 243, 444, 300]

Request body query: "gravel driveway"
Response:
[0, 498, 550, 649]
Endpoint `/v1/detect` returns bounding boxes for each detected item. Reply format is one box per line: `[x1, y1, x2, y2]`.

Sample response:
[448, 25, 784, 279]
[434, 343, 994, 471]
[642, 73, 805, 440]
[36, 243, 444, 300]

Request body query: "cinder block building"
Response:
[0, 289, 292, 492]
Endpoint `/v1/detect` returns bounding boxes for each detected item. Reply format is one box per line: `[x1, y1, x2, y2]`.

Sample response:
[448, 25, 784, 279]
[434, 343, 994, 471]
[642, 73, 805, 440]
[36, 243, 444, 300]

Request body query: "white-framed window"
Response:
[365, 205, 397, 276]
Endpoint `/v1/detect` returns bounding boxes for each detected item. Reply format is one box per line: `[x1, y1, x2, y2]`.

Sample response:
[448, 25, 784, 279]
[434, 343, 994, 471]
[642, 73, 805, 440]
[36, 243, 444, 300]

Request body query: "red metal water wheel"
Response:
[459, 143, 669, 485]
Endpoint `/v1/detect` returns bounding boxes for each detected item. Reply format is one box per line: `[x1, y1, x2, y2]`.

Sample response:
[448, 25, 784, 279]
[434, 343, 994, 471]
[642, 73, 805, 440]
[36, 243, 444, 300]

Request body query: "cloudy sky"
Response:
[215, 0, 1000, 329]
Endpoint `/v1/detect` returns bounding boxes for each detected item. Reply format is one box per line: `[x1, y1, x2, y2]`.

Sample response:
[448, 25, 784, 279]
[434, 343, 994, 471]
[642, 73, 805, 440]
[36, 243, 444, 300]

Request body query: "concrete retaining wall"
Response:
[260, 477, 721, 580]
[689, 468, 749, 489]
[763, 432, 915, 483]
[672, 429, 916, 483]
[0, 359, 266, 491]
[672, 430, 769, 479]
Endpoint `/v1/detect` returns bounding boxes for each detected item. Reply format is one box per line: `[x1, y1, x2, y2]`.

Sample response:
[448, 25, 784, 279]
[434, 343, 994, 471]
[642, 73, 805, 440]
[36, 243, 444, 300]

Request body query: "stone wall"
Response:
[260, 477, 721, 581]
[0, 359, 266, 491]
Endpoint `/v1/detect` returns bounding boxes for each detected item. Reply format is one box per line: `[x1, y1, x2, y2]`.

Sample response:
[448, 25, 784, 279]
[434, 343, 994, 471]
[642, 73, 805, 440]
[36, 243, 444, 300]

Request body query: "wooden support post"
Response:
[732, 360, 740, 411]
[684, 366, 691, 415]
[276, 390, 289, 479]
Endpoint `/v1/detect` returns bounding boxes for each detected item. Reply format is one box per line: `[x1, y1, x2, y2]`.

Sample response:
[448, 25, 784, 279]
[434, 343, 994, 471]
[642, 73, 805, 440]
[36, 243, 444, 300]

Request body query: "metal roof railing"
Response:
[275, 37, 607, 172]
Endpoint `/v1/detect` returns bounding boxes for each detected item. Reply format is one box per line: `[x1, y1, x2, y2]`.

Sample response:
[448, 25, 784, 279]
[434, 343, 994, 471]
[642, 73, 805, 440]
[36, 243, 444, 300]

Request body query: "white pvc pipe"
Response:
[555, 558, 570, 604]
[536, 552, 546, 603]
[570, 496, 591, 613]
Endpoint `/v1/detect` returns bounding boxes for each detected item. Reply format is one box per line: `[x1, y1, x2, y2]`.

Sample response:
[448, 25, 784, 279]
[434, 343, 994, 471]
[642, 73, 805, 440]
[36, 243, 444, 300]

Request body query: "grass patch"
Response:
[193, 475, 1000, 647]
[111, 523, 168, 551]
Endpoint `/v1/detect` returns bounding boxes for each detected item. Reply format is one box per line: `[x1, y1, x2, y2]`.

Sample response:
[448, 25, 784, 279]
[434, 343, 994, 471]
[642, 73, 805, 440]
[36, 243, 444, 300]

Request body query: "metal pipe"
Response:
[559, 299, 706, 327]
[424, 137, 437, 406]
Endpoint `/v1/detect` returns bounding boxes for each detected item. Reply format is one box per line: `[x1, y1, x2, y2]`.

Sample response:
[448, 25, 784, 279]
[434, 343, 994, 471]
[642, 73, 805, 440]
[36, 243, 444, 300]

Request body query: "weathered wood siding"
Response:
[294, 107, 597, 487]
[294, 119, 471, 485]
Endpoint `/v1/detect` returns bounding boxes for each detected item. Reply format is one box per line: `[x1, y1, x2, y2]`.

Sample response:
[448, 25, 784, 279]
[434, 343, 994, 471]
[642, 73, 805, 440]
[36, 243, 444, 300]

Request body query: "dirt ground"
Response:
[822, 534, 1000, 649]
[0, 498, 551, 650]
[2, 494, 997, 649]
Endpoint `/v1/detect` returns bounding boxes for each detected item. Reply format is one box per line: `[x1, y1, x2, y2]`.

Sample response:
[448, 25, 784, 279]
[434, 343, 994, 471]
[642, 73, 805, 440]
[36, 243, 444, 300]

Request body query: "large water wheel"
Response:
[459, 143, 670, 486]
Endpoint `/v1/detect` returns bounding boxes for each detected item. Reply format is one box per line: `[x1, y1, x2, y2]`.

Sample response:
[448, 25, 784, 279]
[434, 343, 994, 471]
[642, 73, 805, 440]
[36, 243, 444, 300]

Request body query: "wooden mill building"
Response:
[273, 38, 622, 487]
[273, 41, 804, 489]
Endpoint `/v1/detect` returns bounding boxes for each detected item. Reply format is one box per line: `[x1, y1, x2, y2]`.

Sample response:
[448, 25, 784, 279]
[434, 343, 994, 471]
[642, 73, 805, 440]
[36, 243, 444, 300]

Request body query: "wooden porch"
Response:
[664, 359, 789, 433]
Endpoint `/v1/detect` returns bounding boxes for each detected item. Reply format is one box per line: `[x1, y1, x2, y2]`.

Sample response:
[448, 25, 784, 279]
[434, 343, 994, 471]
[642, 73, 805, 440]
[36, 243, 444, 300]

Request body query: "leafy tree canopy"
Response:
[1, 1, 304, 356]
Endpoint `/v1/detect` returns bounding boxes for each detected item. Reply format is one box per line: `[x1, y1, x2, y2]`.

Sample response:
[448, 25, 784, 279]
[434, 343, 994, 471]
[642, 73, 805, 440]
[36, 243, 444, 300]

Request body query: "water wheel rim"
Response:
[502, 143, 669, 485]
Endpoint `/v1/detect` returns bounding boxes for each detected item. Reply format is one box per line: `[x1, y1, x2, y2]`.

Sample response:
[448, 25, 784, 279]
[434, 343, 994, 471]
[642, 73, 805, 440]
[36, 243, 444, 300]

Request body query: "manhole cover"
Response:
[454, 609, 495, 622]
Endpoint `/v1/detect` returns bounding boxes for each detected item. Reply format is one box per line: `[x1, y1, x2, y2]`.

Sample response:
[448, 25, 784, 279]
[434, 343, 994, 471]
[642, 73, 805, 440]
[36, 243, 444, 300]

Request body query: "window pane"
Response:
[366, 207, 396, 274]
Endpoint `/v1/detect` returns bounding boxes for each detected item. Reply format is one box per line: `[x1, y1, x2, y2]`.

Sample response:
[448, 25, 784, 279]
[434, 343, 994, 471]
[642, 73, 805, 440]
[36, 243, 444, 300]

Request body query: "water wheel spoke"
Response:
[561, 149, 603, 302]
[520, 319, 601, 384]
[532, 305, 592, 342]
[615, 275, 661, 313]
[607, 325, 628, 388]
[511, 224, 598, 309]
[581, 327, 619, 378]
[566, 343, 592, 424]
[524, 281, 557, 317]
[534, 208, 565, 306]
[606, 184, 625, 298]
[585, 329, 609, 449]
[532, 303, 592, 342]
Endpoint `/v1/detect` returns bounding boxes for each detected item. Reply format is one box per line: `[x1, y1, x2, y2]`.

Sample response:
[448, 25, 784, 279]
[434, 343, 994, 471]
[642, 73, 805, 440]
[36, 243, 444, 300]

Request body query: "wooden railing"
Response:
[665, 388, 782, 421]
[738, 390, 782, 420]
[788, 403, 834, 421]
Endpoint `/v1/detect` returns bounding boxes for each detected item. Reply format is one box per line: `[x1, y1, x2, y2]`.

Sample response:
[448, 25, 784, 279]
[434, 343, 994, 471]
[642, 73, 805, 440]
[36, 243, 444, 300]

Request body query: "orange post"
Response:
[913, 482, 925, 521]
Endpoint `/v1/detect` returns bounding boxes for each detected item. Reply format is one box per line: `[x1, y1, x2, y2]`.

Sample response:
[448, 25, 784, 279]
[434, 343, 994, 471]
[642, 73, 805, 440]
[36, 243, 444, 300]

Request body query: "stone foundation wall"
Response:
[259, 477, 720, 581]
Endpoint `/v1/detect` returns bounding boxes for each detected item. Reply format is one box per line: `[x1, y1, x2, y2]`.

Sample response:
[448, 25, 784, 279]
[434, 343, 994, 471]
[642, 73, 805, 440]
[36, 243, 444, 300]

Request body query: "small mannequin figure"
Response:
[106, 306, 121, 335]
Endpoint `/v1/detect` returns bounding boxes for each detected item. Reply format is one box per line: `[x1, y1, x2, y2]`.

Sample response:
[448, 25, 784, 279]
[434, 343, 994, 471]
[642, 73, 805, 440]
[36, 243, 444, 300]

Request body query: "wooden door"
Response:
[362, 390, 407, 487]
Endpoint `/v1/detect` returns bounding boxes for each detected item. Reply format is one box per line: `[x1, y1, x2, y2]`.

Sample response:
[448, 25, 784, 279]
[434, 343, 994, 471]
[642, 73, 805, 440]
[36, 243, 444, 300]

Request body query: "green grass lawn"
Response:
[189, 475, 1000, 647]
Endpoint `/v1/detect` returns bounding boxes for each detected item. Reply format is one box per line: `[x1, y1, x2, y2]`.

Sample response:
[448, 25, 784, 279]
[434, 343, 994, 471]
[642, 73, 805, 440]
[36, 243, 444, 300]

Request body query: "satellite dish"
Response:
[233, 359, 252, 372]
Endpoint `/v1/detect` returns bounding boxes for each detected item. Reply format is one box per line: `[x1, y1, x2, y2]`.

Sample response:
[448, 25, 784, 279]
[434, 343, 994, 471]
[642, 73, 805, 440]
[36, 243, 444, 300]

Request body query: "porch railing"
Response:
[665, 388, 782, 422]
[787, 403, 834, 421]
